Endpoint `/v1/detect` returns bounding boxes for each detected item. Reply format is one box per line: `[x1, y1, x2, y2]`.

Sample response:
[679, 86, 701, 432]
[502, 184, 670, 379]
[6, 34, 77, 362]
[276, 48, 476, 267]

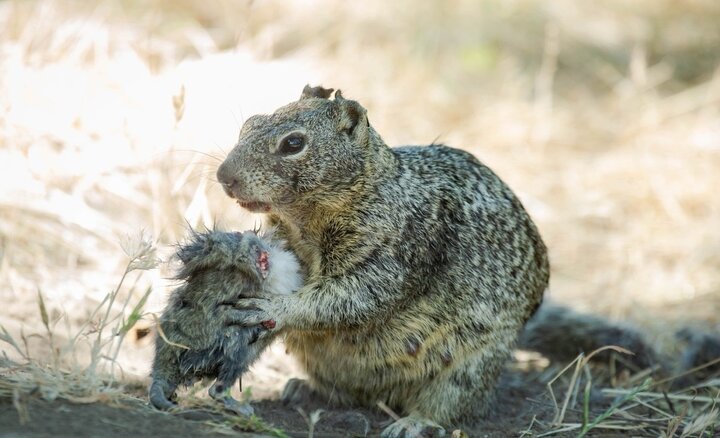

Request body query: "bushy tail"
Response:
[518, 302, 660, 370]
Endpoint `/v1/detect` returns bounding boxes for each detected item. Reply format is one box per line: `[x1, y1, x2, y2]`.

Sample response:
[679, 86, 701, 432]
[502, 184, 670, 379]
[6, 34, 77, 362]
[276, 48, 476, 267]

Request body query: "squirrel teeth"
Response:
[236, 200, 272, 213]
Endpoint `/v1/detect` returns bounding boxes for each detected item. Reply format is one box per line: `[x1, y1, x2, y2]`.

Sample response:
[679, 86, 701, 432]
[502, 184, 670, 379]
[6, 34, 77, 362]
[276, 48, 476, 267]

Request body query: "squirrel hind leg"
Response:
[280, 378, 317, 406]
[149, 379, 178, 410]
[281, 377, 354, 407]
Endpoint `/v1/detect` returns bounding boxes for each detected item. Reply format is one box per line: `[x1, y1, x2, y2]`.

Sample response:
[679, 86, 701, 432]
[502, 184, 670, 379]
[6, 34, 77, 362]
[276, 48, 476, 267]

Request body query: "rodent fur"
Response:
[149, 229, 302, 415]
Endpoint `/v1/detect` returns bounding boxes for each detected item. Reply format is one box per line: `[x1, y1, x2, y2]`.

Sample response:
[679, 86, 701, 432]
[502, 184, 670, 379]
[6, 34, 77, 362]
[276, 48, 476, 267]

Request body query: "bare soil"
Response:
[0, 365, 567, 438]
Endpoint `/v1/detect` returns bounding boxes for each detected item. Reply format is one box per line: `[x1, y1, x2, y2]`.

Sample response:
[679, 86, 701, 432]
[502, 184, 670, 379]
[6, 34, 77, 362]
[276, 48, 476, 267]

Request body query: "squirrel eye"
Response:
[277, 133, 306, 156]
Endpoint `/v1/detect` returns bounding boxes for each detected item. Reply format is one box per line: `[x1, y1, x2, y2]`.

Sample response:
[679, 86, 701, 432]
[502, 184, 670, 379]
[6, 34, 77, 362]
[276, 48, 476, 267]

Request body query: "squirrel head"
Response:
[216, 85, 378, 214]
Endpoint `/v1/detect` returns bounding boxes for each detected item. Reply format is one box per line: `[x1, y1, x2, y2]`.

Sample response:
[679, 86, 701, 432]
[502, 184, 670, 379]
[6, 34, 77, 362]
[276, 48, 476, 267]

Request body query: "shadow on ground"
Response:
[0, 364, 556, 438]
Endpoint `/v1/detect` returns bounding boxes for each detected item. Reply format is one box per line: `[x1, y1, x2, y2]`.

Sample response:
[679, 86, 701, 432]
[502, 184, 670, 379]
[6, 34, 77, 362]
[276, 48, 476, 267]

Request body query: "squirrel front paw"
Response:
[232, 296, 286, 330]
[222, 303, 273, 328]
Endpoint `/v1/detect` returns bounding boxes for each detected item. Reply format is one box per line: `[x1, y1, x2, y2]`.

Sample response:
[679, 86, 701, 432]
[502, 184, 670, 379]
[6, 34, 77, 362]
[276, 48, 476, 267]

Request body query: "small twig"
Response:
[546, 353, 583, 425]
[151, 313, 190, 350]
[664, 402, 689, 438]
[653, 357, 720, 388]
[602, 389, 720, 404]
[519, 414, 538, 437]
[376, 400, 402, 422]
[578, 378, 652, 437]
[12, 388, 29, 425]
[663, 390, 677, 415]
[376, 401, 429, 438]
[0, 325, 28, 360]
[296, 407, 323, 438]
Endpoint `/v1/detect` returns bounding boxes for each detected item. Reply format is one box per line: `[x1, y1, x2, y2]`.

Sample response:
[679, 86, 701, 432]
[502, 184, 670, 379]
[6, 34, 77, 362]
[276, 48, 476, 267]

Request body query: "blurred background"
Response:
[1, 0, 719, 392]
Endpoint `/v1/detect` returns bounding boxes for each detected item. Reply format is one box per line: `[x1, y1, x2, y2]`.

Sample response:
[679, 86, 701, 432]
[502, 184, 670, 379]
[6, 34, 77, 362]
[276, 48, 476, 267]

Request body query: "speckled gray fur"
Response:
[149, 229, 301, 415]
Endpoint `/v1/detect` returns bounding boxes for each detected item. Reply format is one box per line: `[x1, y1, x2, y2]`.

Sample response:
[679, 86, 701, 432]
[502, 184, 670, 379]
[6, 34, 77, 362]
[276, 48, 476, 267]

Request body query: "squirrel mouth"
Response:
[237, 200, 272, 213]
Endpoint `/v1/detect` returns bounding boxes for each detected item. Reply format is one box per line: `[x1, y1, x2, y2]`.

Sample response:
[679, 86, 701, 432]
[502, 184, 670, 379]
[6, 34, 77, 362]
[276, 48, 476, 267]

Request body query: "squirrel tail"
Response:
[518, 302, 660, 370]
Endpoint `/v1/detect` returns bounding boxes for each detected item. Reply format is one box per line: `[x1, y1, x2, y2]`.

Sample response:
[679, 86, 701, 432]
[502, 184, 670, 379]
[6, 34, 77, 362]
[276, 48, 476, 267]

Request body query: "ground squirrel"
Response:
[215, 85, 549, 437]
[149, 229, 302, 416]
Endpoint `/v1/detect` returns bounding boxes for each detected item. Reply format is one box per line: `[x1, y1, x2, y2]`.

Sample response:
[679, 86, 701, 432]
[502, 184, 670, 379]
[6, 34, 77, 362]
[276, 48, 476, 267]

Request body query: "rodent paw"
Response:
[381, 416, 446, 438]
[221, 398, 254, 417]
[148, 379, 179, 411]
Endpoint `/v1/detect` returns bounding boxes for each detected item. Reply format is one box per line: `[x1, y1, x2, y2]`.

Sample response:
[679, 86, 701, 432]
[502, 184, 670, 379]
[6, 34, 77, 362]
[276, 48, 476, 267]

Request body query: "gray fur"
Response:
[677, 328, 720, 381]
[519, 303, 659, 370]
[149, 229, 301, 415]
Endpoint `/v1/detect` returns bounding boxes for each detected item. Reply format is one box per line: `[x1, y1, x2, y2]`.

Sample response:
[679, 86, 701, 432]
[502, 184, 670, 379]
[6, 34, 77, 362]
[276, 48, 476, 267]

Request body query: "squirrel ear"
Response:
[300, 84, 334, 100]
[334, 90, 368, 138]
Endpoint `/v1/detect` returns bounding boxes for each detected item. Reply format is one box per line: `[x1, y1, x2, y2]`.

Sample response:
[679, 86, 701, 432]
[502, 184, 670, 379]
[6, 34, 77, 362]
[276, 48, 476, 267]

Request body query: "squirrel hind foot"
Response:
[280, 378, 317, 406]
[220, 398, 254, 417]
[280, 378, 349, 407]
[380, 416, 446, 438]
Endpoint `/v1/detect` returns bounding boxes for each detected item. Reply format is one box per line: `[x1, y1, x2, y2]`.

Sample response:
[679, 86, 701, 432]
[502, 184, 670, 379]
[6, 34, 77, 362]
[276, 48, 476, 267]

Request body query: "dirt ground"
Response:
[1, 364, 561, 438]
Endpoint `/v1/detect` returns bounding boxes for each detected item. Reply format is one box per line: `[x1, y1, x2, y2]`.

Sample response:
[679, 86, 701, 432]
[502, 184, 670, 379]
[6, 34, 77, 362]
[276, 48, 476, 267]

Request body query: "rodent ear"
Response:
[334, 90, 368, 140]
[300, 84, 334, 100]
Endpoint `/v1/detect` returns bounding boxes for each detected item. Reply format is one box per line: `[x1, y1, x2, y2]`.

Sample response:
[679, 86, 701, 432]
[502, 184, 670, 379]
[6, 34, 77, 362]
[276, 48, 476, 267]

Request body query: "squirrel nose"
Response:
[216, 162, 239, 196]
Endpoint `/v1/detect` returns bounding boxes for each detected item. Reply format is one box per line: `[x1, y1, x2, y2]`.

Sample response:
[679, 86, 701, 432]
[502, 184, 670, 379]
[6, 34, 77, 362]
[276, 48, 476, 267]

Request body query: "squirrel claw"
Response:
[223, 308, 269, 327]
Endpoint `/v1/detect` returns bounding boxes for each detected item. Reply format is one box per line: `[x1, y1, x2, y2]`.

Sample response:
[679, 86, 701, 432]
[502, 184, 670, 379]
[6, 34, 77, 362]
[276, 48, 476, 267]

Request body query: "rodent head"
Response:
[176, 229, 271, 284]
[216, 85, 373, 214]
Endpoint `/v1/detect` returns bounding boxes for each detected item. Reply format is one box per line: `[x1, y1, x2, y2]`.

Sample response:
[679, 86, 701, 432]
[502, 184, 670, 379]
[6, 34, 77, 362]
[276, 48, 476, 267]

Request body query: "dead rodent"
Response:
[149, 229, 302, 416]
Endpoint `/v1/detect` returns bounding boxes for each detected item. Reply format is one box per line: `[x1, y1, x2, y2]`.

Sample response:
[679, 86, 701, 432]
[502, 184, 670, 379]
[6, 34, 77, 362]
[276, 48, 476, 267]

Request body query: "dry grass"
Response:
[0, 231, 156, 411]
[0, 0, 719, 435]
[521, 348, 720, 437]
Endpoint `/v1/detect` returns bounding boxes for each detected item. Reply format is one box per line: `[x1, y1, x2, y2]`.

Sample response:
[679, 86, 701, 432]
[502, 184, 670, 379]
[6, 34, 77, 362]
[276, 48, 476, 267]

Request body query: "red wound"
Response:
[257, 250, 270, 278]
[261, 319, 276, 329]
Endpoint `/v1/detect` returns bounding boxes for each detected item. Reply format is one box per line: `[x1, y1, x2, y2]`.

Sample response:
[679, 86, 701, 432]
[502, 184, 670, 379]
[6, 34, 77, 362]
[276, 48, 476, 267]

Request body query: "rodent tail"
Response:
[518, 302, 660, 370]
